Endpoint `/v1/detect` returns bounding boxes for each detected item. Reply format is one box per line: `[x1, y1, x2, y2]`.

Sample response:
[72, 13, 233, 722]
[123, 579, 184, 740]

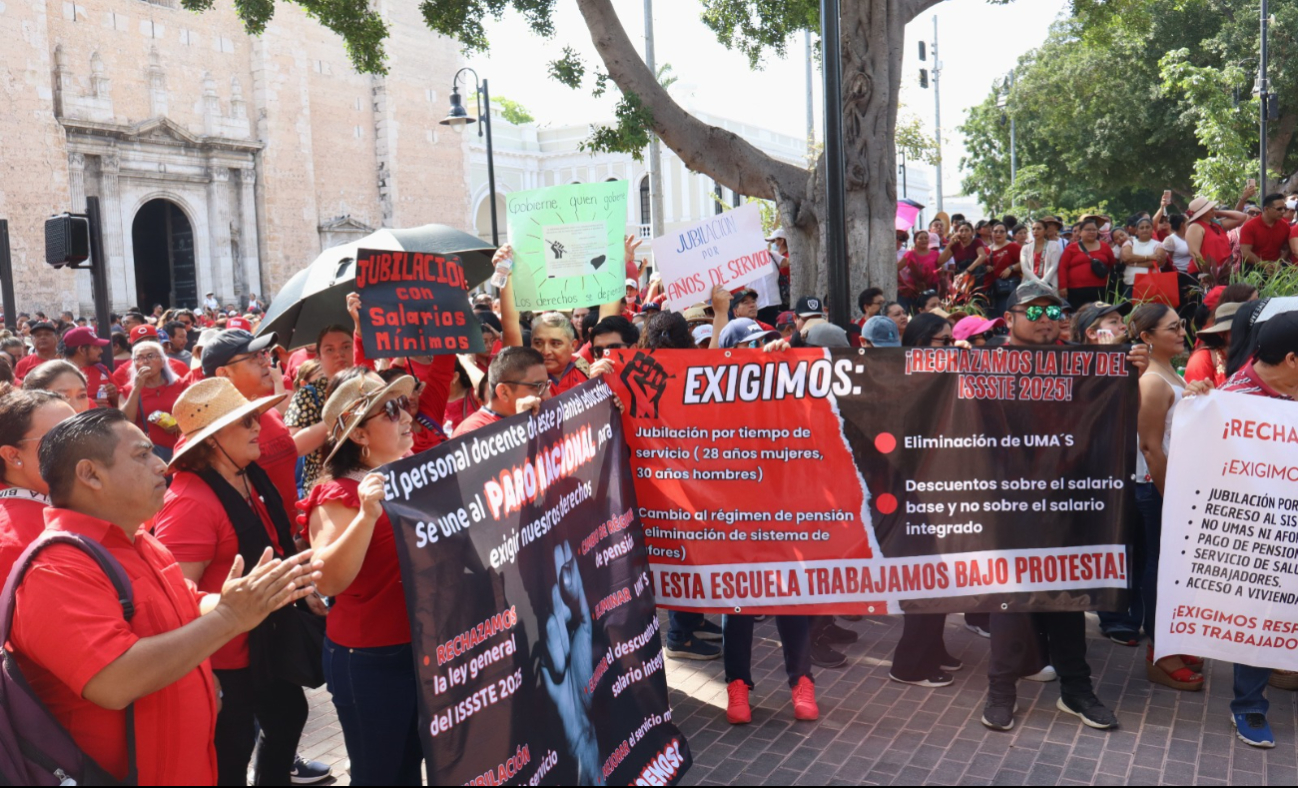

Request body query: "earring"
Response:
[13, 461, 21, 467]
[362, 446, 371, 461]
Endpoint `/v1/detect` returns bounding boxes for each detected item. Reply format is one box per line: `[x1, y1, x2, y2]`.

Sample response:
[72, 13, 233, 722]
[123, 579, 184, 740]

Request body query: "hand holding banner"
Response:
[355, 248, 486, 359]
[506, 182, 628, 311]
[651, 203, 776, 312]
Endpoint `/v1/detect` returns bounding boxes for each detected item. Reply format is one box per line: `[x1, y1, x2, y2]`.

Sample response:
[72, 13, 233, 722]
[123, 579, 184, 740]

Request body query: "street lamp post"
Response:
[441, 68, 500, 246]
[1259, 0, 1270, 192]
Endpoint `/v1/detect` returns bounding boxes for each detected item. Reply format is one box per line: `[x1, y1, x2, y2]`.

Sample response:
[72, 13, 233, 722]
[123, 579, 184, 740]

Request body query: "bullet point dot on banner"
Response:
[875, 433, 897, 454]
[424, 656, 430, 666]
[877, 494, 898, 514]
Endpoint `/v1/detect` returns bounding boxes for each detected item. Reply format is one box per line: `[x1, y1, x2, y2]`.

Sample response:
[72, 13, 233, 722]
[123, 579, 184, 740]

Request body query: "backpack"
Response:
[0, 532, 137, 786]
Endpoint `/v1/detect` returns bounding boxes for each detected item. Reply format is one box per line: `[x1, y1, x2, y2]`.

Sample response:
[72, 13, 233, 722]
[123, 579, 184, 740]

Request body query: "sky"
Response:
[465, 0, 1071, 200]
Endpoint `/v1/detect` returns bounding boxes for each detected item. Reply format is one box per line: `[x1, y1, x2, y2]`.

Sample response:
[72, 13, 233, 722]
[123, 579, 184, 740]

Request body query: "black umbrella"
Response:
[256, 224, 495, 350]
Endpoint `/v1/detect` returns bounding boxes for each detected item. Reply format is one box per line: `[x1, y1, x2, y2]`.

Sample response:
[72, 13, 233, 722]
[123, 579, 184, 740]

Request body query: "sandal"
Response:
[1269, 669, 1298, 691]
[1146, 645, 1203, 691]
[1181, 654, 1205, 673]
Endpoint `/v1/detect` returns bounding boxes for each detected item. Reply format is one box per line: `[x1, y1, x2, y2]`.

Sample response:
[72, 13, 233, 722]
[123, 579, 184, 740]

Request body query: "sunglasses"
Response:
[592, 343, 628, 358]
[364, 395, 411, 424]
[502, 379, 549, 396]
[931, 336, 954, 346]
[1015, 305, 1064, 322]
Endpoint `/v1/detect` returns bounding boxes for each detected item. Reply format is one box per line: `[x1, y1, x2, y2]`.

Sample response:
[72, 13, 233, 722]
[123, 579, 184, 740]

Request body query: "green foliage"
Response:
[698, 0, 819, 69]
[548, 47, 585, 89]
[186, 0, 391, 74]
[493, 95, 534, 125]
[1232, 266, 1298, 299]
[896, 111, 939, 166]
[581, 91, 655, 161]
[1160, 51, 1256, 203]
[419, 0, 556, 53]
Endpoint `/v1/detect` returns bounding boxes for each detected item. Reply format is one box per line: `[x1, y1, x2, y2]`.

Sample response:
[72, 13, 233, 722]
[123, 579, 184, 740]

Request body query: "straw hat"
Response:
[1198, 302, 1243, 335]
[1038, 215, 1064, 229]
[168, 378, 287, 469]
[1187, 197, 1218, 223]
[322, 373, 417, 463]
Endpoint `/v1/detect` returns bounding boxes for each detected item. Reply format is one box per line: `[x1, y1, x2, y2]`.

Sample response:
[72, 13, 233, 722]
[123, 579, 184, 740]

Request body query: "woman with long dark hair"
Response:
[0, 385, 76, 578]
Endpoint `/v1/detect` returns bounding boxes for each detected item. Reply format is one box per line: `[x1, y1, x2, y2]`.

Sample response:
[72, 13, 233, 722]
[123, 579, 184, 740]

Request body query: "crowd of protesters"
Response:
[4, 181, 1298, 786]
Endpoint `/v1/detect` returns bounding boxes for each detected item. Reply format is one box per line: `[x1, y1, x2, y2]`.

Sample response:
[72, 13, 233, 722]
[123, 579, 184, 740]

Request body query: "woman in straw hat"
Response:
[299, 369, 421, 785]
[152, 377, 316, 785]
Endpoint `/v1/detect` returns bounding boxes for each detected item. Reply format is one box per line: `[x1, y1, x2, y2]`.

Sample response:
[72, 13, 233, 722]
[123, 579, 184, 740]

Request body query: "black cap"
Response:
[1255, 312, 1298, 363]
[794, 295, 825, 317]
[29, 321, 56, 334]
[202, 329, 277, 378]
[1007, 281, 1067, 310]
[1074, 301, 1133, 339]
[477, 311, 503, 335]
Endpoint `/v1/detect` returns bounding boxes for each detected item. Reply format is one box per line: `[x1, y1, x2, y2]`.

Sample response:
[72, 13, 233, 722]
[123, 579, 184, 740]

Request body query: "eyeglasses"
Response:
[135, 353, 163, 363]
[930, 336, 954, 347]
[363, 395, 411, 424]
[227, 349, 270, 367]
[1014, 305, 1064, 322]
[1158, 319, 1188, 334]
[502, 379, 549, 396]
[592, 343, 627, 358]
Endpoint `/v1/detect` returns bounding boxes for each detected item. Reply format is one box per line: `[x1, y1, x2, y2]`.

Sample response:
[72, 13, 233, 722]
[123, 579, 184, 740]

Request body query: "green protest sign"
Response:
[505, 181, 628, 310]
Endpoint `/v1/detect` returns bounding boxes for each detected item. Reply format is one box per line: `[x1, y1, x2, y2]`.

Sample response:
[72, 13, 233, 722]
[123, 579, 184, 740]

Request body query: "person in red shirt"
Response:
[203, 329, 301, 527]
[1186, 196, 1247, 283]
[1239, 193, 1292, 270]
[111, 325, 190, 389]
[530, 311, 588, 396]
[120, 340, 187, 463]
[154, 377, 319, 786]
[21, 360, 91, 413]
[452, 347, 551, 438]
[0, 386, 76, 579]
[8, 408, 320, 786]
[13, 321, 58, 382]
[1057, 218, 1116, 306]
[301, 372, 423, 785]
[57, 326, 117, 407]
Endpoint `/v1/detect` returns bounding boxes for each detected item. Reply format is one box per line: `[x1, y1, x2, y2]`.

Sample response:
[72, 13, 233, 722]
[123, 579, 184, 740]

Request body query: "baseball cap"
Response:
[625, 278, 640, 290]
[952, 315, 1006, 342]
[718, 318, 780, 349]
[1007, 281, 1067, 310]
[795, 296, 825, 318]
[765, 228, 787, 242]
[202, 329, 278, 378]
[29, 321, 56, 334]
[62, 326, 110, 349]
[1072, 302, 1133, 338]
[775, 311, 797, 330]
[128, 325, 160, 345]
[477, 311, 503, 335]
[691, 324, 714, 346]
[641, 301, 661, 313]
[804, 323, 850, 349]
[227, 316, 253, 332]
[732, 287, 758, 304]
[862, 315, 901, 348]
[1255, 311, 1298, 362]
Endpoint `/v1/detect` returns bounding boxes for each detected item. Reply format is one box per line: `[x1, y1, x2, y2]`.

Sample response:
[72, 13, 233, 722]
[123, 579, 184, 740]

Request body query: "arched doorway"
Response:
[132, 199, 197, 311]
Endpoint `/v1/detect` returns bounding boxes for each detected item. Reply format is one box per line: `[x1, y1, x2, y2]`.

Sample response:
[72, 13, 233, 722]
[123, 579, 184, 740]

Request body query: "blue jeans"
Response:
[1135, 483, 1163, 641]
[723, 614, 812, 688]
[323, 638, 425, 785]
[666, 611, 704, 649]
[1233, 664, 1272, 716]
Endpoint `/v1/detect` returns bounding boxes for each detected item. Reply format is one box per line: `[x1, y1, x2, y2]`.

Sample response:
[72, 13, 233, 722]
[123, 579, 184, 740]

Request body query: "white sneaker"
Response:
[1022, 665, 1058, 682]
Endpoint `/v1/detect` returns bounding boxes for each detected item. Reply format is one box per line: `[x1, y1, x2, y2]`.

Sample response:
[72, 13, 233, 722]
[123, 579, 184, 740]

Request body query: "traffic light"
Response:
[918, 42, 927, 61]
[919, 69, 929, 89]
[44, 213, 90, 269]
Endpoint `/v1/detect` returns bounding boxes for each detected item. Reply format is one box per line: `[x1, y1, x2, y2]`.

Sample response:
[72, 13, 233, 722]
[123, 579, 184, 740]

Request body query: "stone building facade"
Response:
[1, 0, 469, 315]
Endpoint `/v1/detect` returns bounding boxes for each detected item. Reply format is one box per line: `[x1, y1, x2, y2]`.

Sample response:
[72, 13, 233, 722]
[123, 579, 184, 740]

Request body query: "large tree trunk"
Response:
[1268, 112, 1298, 194]
[577, 0, 940, 310]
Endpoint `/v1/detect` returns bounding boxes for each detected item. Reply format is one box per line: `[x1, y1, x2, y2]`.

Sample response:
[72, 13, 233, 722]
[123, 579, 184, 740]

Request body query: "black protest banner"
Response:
[355, 247, 486, 359]
[607, 346, 1138, 615]
[380, 380, 690, 786]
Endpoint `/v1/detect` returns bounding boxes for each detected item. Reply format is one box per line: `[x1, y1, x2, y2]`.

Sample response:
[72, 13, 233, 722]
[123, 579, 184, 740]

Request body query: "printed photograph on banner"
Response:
[651, 203, 776, 312]
[606, 346, 1138, 616]
[1156, 391, 1298, 670]
[378, 381, 690, 786]
[506, 182, 628, 311]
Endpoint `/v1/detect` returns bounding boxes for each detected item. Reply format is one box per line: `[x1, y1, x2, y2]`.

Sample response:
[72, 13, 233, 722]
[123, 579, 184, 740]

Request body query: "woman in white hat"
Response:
[1185, 196, 1247, 283]
[299, 368, 421, 785]
[152, 377, 314, 785]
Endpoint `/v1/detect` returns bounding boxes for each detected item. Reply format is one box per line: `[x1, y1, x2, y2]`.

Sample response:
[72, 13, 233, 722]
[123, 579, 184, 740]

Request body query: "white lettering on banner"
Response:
[652, 203, 775, 312]
[648, 545, 1128, 613]
[1157, 391, 1298, 670]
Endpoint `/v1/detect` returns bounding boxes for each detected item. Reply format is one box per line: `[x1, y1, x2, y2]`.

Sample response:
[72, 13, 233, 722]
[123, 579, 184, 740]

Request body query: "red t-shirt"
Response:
[110, 357, 190, 390]
[120, 378, 188, 449]
[81, 363, 112, 407]
[285, 347, 317, 381]
[11, 508, 218, 785]
[1183, 347, 1227, 388]
[898, 250, 940, 299]
[444, 394, 480, 435]
[987, 242, 1023, 289]
[1189, 219, 1232, 275]
[152, 471, 284, 669]
[549, 362, 589, 397]
[12, 352, 55, 382]
[452, 407, 504, 438]
[1239, 216, 1292, 263]
[299, 478, 409, 648]
[0, 485, 50, 581]
[1058, 242, 1116, 290]
[257, 409, 300, 528]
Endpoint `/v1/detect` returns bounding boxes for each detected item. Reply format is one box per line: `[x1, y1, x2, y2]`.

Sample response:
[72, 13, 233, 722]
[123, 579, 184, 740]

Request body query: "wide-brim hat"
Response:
[168, 377, 286, 470]
[1187, 197, 1217, 223]
[322, 373, 417, 463]
[1038, 215, 1064, 229]
[1078, 214, 1111, 228]
[1198, 302, 1244, 335]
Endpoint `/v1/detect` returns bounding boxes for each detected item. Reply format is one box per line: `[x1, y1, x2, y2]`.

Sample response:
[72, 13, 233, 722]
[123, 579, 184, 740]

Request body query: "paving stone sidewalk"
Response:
[300, 612, 1298, 785]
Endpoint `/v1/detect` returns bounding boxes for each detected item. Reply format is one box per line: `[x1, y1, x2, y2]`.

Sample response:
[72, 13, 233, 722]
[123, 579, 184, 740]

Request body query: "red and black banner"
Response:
[380, 381, 690, 786]
[355, 247, 486, 359]
[605, 346, 1138, 615]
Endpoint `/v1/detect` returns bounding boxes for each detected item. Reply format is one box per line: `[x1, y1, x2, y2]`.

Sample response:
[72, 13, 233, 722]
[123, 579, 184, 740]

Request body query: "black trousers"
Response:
[987, 612, 1092, 701]
[213, 668, 308, 786]
[724, 615, 812, 688]
[890, 613, 947, 680]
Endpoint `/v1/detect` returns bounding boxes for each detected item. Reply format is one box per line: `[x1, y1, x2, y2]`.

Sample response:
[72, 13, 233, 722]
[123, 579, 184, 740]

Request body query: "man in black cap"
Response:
[731, 287, 773, 330]
[205, 330, 298, 526]
[793, 296, 828, 337]
[981, 281, 1119, 734]
[14, 321, 60, 381]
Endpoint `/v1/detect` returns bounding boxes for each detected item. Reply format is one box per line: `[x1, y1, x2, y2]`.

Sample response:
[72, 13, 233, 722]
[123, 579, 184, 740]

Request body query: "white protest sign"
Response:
[652, 203, 776, 311]
[1156, 390, 1298, 670]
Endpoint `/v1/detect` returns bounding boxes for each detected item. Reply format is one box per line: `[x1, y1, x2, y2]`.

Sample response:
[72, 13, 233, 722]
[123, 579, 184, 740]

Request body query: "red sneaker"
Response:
[726, 680, 752, 725]
[792, 676, 818, 721]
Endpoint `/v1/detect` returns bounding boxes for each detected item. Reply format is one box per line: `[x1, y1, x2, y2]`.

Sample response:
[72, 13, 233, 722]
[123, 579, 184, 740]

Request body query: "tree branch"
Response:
[900, 0, 946, 23]
[574, 0, 807, 205]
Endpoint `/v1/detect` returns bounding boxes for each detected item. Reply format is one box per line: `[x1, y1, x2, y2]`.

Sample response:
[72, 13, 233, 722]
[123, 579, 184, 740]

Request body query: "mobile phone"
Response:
[1248, 178, 1257, 189]
[1162, 189, 1172, 202]
[1096, 329, 1114, 343]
